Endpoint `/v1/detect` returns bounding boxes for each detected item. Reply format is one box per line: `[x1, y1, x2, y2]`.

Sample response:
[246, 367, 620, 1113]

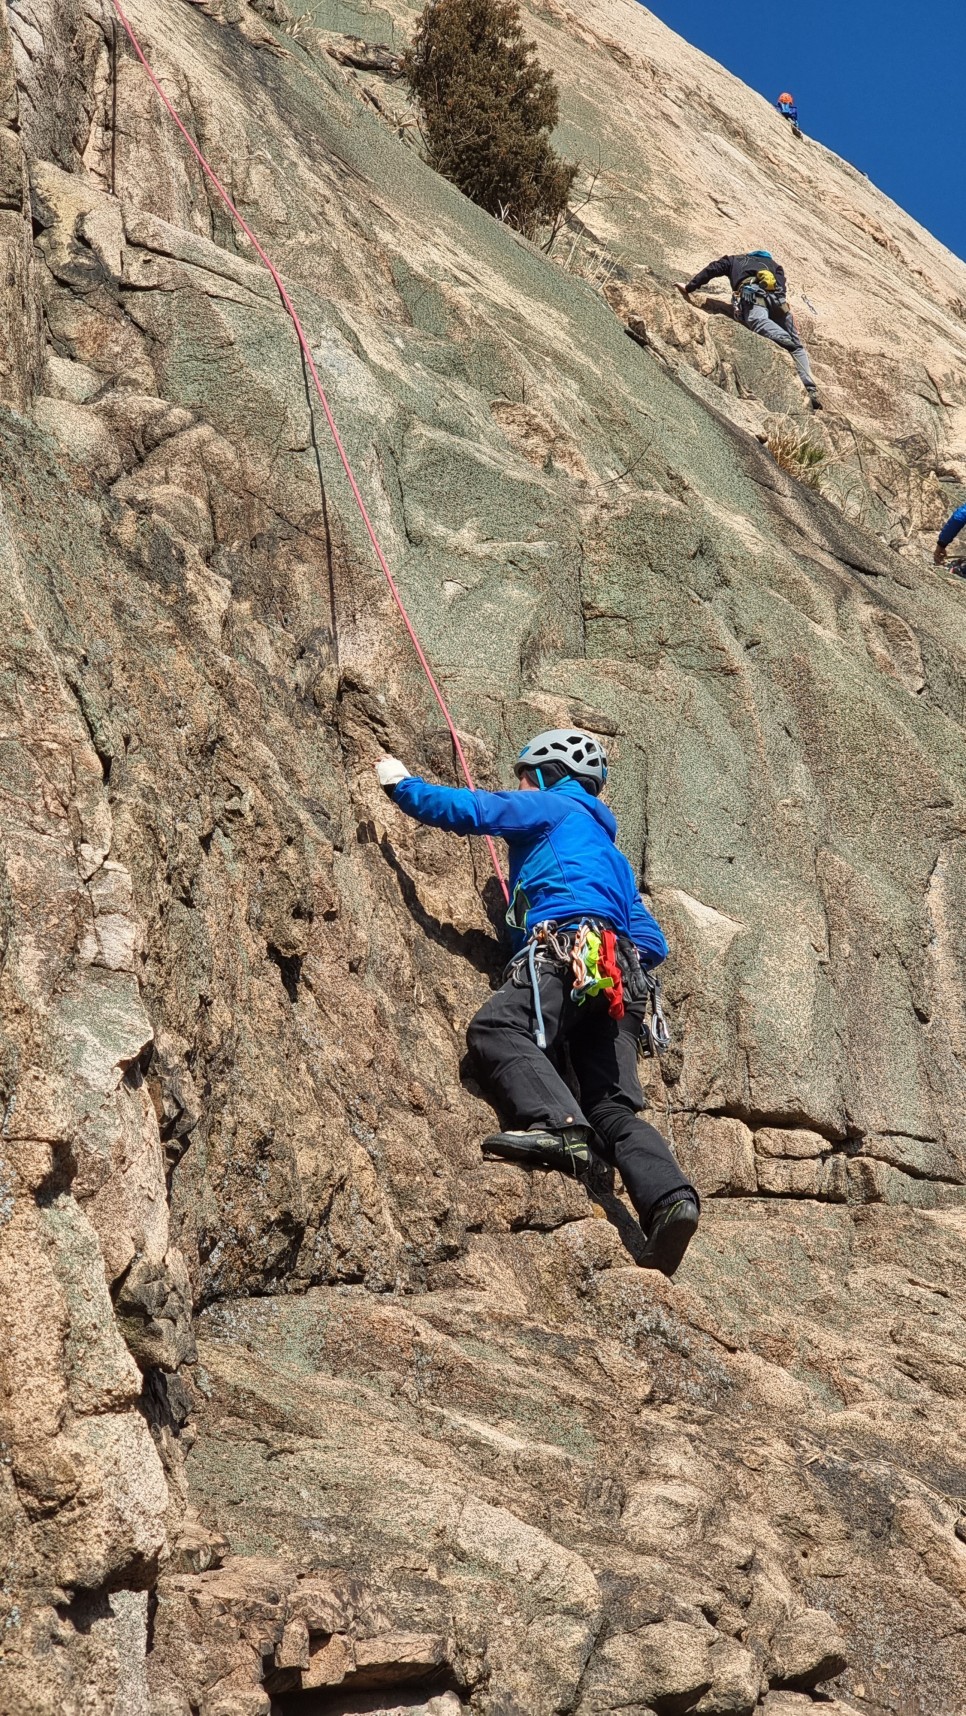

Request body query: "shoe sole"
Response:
[641, 1208, 700, 1277]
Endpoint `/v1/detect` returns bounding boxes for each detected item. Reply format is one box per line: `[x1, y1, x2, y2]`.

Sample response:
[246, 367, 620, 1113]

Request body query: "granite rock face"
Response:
[2, 0, 966, 1710]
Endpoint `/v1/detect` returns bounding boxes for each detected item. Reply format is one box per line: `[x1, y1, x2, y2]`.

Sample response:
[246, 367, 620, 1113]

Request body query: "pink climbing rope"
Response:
[108, 0, 509, 899]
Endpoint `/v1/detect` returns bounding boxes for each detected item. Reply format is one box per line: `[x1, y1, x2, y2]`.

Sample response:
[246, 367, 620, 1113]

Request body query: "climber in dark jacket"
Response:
[676, 249, 823, 410]
[375, 729, 699, 1278]
[934, 502, 966, 564]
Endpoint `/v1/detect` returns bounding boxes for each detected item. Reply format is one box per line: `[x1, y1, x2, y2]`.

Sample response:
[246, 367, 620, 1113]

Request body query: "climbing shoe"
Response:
[482, 1125, 591, 1173]
[806, 386, 824, 412]
[640, 1190, 700, 1277]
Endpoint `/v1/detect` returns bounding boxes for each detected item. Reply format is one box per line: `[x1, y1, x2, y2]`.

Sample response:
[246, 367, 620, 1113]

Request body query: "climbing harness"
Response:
[733, 275, 791, 324]
[107, 0, 509, 903]
[733, 278, 764, 319]
[507, 919, 671, 1053]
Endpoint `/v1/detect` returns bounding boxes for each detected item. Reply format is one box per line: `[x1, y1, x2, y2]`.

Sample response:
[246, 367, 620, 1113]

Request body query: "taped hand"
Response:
[375, 756, 410, 793]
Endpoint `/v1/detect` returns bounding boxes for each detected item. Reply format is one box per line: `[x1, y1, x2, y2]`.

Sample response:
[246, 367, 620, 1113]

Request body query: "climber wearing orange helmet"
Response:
[777, 93, 798, 123]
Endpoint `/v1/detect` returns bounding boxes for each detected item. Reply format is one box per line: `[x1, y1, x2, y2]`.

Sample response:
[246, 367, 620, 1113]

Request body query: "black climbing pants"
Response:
[467, 962, 694, 1224]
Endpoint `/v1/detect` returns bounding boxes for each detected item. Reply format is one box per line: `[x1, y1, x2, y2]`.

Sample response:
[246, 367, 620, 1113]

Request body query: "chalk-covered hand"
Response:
[934, 543, 947, 566]
[674, 281, 692, 298]
[375, 756, 410, 794]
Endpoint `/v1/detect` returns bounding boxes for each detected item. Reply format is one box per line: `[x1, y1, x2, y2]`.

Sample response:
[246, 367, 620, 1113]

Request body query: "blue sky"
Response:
[642, 0, 966, 264]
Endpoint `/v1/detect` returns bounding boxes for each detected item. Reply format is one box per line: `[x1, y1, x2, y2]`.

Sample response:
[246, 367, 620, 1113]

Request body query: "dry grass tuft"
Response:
[766, 424, 827, 490]
[551, 231, 625, 289]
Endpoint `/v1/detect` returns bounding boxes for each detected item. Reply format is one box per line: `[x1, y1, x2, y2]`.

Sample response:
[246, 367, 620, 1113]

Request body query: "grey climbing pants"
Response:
[467, 965, 694, 1223]
[744, 302, 816, 388]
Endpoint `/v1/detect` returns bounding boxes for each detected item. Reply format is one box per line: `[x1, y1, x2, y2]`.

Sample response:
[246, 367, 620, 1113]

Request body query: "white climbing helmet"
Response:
[514, 729, 608, 792]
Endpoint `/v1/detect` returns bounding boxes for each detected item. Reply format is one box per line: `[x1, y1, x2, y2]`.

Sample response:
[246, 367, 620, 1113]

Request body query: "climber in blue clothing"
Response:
[376, 729, 699, 1277]
[934, 502, 966, 565]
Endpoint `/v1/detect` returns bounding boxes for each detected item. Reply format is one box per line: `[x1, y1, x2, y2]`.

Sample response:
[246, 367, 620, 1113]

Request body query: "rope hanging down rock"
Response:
[108, 0, 508, 899]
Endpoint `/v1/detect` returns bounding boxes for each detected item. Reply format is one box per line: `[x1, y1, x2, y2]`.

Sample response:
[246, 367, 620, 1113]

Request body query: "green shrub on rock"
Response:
[404, 0, 576, 238]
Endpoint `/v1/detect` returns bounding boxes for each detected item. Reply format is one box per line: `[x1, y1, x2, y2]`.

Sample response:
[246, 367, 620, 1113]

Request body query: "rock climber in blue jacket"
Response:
[934, 503, 966, 565]
[376, 729, 700, 1276]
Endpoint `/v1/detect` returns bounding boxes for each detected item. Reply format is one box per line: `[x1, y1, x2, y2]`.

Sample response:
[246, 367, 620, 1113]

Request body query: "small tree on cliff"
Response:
[404, 0, 576, 238]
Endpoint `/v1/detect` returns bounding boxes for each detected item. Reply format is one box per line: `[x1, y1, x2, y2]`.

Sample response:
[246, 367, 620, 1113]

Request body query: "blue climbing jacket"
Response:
[390, 774, 668, 967]
[938, 503, 966, 550]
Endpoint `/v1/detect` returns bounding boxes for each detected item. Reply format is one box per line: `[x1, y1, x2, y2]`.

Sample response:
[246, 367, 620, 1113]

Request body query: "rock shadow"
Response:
[698, 294, 737, 318]
[374, 832, 504, 980]
[272, 1671, 467, 1713]
[581, 1154, 650, 1265]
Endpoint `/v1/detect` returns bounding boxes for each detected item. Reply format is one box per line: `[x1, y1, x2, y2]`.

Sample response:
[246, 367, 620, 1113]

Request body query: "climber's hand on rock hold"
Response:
[934, 544, 947, 566]
[376, 756, 410, 794]
[674, 282, 692, 299]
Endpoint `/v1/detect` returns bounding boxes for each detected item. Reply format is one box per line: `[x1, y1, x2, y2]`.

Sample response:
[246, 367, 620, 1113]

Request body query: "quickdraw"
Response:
[644, 970, 671, 1053]
[521, 921, 574, 1049]
[570, 924, 607, 999]
[571, 925, 623, 1020]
